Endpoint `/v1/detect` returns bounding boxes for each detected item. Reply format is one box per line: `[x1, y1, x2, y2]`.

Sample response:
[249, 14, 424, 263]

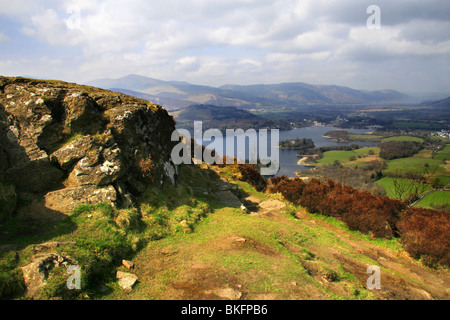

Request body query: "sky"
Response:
[0, 0, 449, 95]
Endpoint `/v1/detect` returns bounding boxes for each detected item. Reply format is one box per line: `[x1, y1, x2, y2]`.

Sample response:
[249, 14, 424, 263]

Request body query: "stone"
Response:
[214, 288, 242, 300]
[258, 200, 287, 212]
[21, 253, 76, 298]
[122, 260, 135, 270]
[215, 191, 243, 209]
[44, 185, 117, 214]
[0, 76, 179, 220]
[118, 277, 138, 290]
[50, 136, 95, 170]
[116, 271, 138, 280]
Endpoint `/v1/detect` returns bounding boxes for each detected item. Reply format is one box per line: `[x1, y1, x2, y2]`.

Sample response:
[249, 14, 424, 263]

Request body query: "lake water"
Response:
[194, 126, 377, 178]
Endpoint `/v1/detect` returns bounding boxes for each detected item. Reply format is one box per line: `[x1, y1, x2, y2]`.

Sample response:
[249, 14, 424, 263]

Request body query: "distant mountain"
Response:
[87, 74, 412, 110]
[429, 96, 450, 108]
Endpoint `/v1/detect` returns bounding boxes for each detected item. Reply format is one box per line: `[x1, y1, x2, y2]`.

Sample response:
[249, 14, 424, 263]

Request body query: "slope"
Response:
[102, 164, 449, 300]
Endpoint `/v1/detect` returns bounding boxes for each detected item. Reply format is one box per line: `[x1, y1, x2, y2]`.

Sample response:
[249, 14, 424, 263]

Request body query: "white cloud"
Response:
[0, 0, 448, 92]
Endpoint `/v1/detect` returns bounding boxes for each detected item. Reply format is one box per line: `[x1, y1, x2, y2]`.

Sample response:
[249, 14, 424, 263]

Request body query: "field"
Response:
[382, 136, 424, 143]
[435, 145, 450, 161]
[348, 134, 383, 142]
[316, 147, 380, 165]
[375, 177, 433, 200]
[415, 191, 450, 209]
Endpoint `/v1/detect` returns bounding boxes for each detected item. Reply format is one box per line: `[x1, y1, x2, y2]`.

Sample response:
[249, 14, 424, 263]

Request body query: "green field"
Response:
[375, 177, 433, 200]
[435, 145, 450, 161]
[348, 134, 383, 142]
[384, 156, 446, 175]
[382, 136, 424, 143]
[415, 191, 450, 209]
[317, 147, 380, 165]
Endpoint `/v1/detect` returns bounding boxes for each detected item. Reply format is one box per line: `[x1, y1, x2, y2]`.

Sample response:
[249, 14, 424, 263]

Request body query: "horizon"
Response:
[1, 1, 449, 96]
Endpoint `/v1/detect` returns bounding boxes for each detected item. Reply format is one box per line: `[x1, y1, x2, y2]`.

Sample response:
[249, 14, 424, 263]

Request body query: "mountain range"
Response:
[86, 74, 413, 111]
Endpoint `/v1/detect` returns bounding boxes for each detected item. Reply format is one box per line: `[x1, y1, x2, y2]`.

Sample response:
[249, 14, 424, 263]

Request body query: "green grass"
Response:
[384, 156, 445, 175]
[375, 177, 433, 200]
[383, 136, 424, 143]
[348, 134, 383, 142]
[317, 151, 360, 165]
[435, 145, 450, 161]
[317, 147, 380, 166]
[414, 191, 450, 209]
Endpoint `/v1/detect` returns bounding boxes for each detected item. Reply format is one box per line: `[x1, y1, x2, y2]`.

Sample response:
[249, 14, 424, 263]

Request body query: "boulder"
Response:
[44, 185, 118, 214]
[21, 252, 77, 298]
[0, 76, 179, 217]
[50, 136, 95, 170]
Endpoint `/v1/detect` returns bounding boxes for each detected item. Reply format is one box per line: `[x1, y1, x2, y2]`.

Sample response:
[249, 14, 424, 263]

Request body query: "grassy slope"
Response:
[105, 166, 449, 300]
[1, 164, 449, 300]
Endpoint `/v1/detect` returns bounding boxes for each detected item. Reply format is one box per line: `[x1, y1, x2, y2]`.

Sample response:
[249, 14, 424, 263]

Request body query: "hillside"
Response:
[430, 96, 450, 108]
[171, 104, 293, 131]
[88, 74, 412, 110]
[0, 77, 449, 302]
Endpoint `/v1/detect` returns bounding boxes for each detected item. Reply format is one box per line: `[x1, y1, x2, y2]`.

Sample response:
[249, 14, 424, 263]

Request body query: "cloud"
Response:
[0, 0, 449, 93]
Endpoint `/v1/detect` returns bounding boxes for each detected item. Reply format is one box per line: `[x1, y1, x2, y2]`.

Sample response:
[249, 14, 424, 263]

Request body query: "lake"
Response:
[194, 126, 377, 178]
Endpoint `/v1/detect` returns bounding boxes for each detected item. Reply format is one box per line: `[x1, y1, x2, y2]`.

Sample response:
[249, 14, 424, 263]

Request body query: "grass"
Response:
[384, 156, 446, 175]
[108, 201, 379, 300]
[414, 191, 450, 209]
[375, 177, 433, 200]
[383, 136, 424, 143]
[435, 145, 450, 161]
[317, 147, 380, 166]
[0, 162, 443, 300]
[348, 134, 383, 142]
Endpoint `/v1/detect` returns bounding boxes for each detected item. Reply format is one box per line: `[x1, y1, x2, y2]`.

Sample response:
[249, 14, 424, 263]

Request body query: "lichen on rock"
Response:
[0, 76, 179, 216]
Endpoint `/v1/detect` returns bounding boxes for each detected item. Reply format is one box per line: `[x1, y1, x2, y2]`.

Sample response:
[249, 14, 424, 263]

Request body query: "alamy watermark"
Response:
[367, 5, 381, 30]
[66, 265, 81, 290]
[65, 5, 82, 30]
[171, 121, 280, 176]
[366, 265, 381, 290]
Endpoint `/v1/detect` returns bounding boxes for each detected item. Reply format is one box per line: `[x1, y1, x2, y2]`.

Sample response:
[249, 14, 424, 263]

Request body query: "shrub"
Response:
[267, 176, 305, 204]
[398, 208, 450, 267]
[237, 164, 267, 192]
[139, 155, 156, 183]
[380, 141, 423, 160]
[341, 193, 405, 238]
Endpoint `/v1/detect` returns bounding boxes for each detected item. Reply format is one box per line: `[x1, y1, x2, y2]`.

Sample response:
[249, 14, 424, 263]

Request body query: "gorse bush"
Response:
[236, 164, 267, 192]
[398, 208, 450, 267]
[267, 176, 306, 203]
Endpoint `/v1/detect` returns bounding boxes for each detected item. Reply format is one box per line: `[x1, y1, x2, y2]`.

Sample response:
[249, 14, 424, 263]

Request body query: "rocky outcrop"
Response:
[0, 76, 179, 215]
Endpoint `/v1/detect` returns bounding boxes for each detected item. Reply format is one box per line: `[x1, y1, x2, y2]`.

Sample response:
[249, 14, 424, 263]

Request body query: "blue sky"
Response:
[0, 0, 449, 95]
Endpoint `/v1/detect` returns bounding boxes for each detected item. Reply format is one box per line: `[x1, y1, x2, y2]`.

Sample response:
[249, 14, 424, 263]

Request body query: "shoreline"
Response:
[297, 157, 309, 165]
